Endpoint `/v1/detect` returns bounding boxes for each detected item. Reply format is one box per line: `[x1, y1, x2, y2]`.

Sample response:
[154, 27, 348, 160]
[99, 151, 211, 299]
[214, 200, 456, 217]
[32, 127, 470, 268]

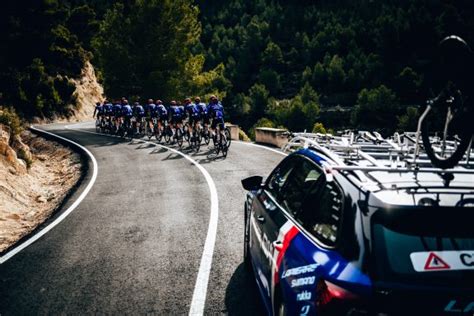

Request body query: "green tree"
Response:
[94, 0, 204, 100]
[248, 83, 270, 121]
[397, 106, 419, 131]
[351, 85, 400, 135]
[312, 122, 327, 134]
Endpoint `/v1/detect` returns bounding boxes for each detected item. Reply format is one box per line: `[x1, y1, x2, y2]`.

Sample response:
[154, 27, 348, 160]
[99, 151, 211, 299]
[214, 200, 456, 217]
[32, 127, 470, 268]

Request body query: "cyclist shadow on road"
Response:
[224, 263, 265, 315]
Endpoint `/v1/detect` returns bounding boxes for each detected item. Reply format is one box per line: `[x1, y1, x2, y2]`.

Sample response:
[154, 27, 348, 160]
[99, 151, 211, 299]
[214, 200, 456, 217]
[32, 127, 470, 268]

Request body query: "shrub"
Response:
[0, 106, 22, 136]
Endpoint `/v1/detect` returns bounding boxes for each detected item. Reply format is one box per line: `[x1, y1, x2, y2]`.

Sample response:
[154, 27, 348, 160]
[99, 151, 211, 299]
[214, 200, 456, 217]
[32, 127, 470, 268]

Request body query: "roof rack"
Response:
[282, 131, 474, 187]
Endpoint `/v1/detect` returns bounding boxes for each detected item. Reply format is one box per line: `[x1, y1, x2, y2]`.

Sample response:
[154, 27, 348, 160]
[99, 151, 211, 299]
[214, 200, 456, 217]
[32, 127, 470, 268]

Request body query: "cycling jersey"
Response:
[186, 103, 201, 122]
[113, 103, 122, 117]
[122, 104, 133, 117]
[94, 104, 105, 116]
[156, 104, 168, 119]
[208, 102, 224, 119]
[145, 103, 157, 117]
[208, 102, 224, 129]
[133, 104, 145, 117]
[104, 103, 114, 115]
[170, 106, 184, 123]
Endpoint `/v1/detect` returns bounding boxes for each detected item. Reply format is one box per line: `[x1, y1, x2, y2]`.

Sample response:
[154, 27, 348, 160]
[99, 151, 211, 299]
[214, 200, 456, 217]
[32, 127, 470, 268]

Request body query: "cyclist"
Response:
[133, 101, 145, 134]
[169, 100, 184, 136]
[207, 95, 225, 141]
[145, 99, 157, 132]
[184, 98, 198, 138]
[104, 99, 114, 129]
[112, 100, 123, 132]
[121, 100, 133, 133]
[155, 99, 168, 133]
[93, 101, 104, 119]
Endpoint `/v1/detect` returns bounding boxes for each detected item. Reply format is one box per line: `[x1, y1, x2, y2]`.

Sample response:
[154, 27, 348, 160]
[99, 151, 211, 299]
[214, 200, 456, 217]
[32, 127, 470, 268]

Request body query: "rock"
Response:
[12, 134, 33, 162]
[5, 146, 18, 164]
[36, 195, 47, 203]
[6, 214, 21, 220]
[0, 124, 11, 155]
[8, 167, 16, 175]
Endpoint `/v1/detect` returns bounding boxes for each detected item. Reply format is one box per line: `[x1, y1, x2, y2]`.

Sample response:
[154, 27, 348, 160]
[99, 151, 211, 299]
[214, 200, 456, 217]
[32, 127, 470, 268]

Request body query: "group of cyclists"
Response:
[93, 95, 231, 155]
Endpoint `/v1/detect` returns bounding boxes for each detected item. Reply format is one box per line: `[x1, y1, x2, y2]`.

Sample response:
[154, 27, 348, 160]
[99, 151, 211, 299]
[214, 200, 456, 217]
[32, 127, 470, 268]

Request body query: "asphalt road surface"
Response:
[0, 122, 284, 315]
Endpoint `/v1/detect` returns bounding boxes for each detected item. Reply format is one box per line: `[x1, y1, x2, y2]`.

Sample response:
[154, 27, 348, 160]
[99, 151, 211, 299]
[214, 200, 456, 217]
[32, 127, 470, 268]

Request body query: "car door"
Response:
[259, 156, 324, 302]
[249, 156, 298, 300]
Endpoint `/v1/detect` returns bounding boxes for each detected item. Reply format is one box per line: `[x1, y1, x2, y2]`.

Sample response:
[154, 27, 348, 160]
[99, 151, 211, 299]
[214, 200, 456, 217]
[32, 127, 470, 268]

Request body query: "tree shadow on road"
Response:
[224, 263, 265, 315]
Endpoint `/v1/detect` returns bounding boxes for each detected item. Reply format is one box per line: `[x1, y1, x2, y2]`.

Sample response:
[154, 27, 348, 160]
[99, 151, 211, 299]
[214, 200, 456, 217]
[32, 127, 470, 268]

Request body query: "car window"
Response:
[278, 158, 323, 218]
[297, 180, 343, 247]
[266, 157, 297, 200]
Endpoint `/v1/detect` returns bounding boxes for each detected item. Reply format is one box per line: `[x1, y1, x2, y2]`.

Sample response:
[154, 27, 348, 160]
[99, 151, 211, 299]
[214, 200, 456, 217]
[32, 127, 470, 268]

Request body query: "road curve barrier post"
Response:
[255, 127, 289, 148]
[226, 123, 240, 140]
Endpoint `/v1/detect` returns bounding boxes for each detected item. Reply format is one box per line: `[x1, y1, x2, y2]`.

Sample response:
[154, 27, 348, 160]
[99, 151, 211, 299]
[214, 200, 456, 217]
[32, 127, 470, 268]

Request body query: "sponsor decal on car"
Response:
[410, 251, 474, 272]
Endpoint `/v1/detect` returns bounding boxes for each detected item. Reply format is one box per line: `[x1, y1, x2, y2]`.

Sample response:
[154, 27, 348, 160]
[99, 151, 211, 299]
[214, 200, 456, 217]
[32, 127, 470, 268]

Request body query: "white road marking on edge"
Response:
[234, 140, 288, 156]
[66, 122, 218, 316]
[0, 126, 98, 264]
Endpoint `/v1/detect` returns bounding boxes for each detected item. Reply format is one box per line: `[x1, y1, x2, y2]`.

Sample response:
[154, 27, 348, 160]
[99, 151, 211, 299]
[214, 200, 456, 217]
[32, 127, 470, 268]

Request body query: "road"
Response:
[0, 122, 284, 315]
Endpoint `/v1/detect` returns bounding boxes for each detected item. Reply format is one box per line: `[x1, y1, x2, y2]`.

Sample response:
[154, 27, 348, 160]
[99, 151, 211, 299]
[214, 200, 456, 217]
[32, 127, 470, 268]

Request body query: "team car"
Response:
[241, 132, 474, 315]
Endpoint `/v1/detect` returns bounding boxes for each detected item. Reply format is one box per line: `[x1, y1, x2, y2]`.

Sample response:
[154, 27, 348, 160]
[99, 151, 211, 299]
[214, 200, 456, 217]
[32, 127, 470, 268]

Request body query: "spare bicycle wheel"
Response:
[421, 103, 472, 169]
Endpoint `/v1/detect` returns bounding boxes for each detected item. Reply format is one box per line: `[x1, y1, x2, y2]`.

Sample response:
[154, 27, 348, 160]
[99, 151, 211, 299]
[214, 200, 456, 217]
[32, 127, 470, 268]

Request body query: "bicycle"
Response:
[95, 117, 101, 133]
[213, 125, 230, 157]
[171, 124, 184, 148]
[201, 123, 211, 145]
[146, 117, 156, 140]
[189, 123, 202, 152]
[415, 35, 473, 169]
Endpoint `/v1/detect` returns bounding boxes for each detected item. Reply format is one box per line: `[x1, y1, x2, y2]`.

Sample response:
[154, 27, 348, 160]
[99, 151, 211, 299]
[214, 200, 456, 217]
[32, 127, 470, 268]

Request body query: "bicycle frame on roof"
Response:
[282, 131, 474, 189]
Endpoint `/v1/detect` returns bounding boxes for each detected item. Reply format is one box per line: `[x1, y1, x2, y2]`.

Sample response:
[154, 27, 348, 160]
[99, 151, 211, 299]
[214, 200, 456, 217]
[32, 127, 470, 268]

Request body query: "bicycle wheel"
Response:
[221, 131, 228, 157]
[183, 123, 190, 141]
[421, 104, 472, 169]
[95, 119, 101, 132]
[155, 126, 162, 142]
[176, 128, 183, 147]
[225, 127, 232, 149]
[164, 127, 171, 144]
[193, 131, 200, 152]
[203, 128, 210, 145]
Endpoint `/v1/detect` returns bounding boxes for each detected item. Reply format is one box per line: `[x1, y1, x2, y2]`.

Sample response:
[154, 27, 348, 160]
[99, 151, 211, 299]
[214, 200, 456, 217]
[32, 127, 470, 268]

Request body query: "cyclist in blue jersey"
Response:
[93, 101, 104, 119]
[112, 100, 123, 132]
[145, 99, 157, 132]
[121, 100, 133, 132]
[103, 100, 114, 130]
[207, 95, 225, 135]
[132, 102, 145, 135]
[155, 100, 168, 132]
[104, 100, 114, 117]
[169, 100, 185, 136]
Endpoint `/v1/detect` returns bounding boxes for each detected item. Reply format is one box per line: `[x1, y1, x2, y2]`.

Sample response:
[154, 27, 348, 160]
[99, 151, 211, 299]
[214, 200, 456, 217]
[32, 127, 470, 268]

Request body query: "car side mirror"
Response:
[241, 176, 263, 191]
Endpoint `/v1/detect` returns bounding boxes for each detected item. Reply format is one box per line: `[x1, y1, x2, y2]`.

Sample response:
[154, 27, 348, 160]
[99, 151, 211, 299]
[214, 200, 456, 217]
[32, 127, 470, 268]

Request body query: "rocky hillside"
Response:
[67, 61, 104, 121]
[0, 125, 81, 253]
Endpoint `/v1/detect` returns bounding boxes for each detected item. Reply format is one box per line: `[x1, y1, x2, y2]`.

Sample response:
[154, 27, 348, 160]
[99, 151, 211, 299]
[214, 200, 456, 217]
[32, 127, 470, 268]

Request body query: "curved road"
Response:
[0, 122, 284, 315]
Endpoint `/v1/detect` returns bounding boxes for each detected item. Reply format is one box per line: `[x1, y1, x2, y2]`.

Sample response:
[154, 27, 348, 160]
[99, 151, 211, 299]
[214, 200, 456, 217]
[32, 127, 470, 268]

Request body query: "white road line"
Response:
[66, 122, 219, 316]
[234, 140, 288, 157]
[0, 126, 98, 264]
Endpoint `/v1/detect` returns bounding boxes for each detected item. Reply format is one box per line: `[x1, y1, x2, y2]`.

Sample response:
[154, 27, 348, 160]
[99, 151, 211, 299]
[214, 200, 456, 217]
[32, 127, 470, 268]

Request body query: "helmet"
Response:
[194, 96, 201, 103]
[156, 99, 163, 104]
[148, 99, 154, 104]
[134, 102, 139, 106]
[171, 100, 177, 105]
[184, 98, 191, 104]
